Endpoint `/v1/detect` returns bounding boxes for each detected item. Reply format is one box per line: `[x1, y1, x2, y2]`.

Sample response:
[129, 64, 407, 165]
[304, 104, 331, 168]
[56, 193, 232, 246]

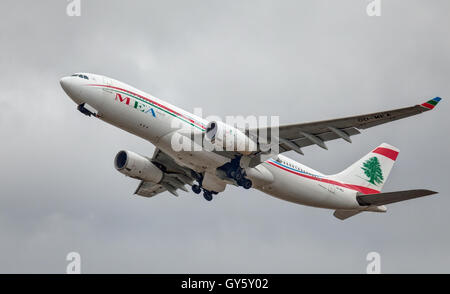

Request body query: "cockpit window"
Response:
[71, 74, 89, 80]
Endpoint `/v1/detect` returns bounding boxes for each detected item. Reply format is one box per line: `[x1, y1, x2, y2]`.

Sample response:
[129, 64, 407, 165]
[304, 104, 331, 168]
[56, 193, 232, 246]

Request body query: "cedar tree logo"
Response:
[361, 157, 384, 185]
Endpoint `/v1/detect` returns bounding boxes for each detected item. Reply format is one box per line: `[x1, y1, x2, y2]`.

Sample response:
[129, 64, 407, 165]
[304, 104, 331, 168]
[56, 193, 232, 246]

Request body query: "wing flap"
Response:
[134, 181, 166, 197]
[289, 127, 360, 148]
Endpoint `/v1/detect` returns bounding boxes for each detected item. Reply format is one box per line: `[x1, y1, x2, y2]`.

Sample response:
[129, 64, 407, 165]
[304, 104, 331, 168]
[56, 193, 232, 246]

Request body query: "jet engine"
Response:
[205, 121, 257, 155]
[114, 150, 163, 183]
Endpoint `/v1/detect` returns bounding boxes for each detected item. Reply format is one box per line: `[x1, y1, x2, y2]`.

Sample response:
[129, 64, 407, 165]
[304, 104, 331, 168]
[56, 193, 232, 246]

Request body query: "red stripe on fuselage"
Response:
[88, 84, 206, 130]
[372, 147, 399, 161]
[267, 161, 380, 195]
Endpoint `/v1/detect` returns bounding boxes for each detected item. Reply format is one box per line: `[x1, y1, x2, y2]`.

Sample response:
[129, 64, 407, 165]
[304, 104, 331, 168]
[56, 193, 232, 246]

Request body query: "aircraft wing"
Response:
[251, 97, 442, 158]
[134, 149, 195, 198]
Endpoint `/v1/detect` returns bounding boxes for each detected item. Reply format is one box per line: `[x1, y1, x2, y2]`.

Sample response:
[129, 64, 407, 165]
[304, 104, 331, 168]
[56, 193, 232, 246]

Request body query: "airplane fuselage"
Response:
[60, 73, 389, 212]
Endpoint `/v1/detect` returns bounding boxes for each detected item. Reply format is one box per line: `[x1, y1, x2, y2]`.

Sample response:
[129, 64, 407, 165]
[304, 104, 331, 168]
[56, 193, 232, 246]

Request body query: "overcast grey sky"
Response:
[0, 0, 449, 273]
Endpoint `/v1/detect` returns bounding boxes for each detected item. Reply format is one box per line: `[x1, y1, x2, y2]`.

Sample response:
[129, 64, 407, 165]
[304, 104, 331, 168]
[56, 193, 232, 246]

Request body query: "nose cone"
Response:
[60, 76, 82, 104]
[60, 77, 69, 91]
[60, 76, 73, 93]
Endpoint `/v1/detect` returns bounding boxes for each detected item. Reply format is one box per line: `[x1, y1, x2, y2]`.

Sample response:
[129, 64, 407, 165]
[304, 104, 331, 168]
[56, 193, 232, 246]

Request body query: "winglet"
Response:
[421, 97, 442, 110]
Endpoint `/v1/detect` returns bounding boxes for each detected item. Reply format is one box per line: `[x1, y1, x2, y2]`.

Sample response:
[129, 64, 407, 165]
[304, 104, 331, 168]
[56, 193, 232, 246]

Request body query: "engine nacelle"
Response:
[114, 150, 163, 183]
[205, 121, 257, 155]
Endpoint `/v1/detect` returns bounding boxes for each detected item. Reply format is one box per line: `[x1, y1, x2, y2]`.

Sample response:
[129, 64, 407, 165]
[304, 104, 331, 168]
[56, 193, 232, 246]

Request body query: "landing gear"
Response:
[240, 178, 252, 190]
[203, 190, 213, 201]
[192, 158, 252, 201]
[191, 172, 217, 201]
[77, 103, 96, 117]
[192, 184, 202, 194]
[220, 156, 252, 190]
[234, 170, 244, 181]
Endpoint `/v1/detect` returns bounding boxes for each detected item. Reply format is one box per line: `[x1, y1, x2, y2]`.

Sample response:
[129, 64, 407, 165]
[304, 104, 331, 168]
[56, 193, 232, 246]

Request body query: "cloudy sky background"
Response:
[0, 0, 449, 273]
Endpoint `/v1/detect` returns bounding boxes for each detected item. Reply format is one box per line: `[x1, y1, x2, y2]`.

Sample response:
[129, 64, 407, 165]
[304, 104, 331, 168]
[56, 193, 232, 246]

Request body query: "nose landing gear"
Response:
[77, 103, 98, 117]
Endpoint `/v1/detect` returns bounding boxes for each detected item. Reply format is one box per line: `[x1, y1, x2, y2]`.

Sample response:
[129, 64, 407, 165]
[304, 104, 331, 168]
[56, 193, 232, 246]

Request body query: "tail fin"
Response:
[331, 143, 399, 193]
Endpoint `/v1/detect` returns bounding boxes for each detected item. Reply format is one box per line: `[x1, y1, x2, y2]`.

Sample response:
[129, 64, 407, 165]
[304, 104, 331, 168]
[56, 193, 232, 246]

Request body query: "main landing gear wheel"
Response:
[241, 179, 252, 190]
[203, 190, 213, 201]
[192, 184, 202, 194]
[234, 171, 244, 181]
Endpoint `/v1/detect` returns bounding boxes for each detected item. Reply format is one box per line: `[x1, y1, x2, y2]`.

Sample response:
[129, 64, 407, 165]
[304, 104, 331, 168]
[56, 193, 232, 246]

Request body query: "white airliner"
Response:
[60, 73, 441, 220]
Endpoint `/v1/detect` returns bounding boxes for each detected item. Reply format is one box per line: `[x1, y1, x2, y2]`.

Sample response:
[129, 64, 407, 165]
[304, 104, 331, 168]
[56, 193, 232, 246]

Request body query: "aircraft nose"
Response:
[59, 77, 70, 90]
[60, 76, 83, 104]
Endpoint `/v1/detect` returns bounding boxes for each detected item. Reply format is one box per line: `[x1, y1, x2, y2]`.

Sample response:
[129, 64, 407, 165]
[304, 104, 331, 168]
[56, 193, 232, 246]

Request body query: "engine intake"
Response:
[114, 150, 163, 183]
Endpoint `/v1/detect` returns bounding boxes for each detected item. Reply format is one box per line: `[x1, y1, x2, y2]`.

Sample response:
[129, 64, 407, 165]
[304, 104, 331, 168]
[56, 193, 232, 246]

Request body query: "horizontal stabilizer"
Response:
[357, 189, 437, 206]
[333, 210, 362, 220]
